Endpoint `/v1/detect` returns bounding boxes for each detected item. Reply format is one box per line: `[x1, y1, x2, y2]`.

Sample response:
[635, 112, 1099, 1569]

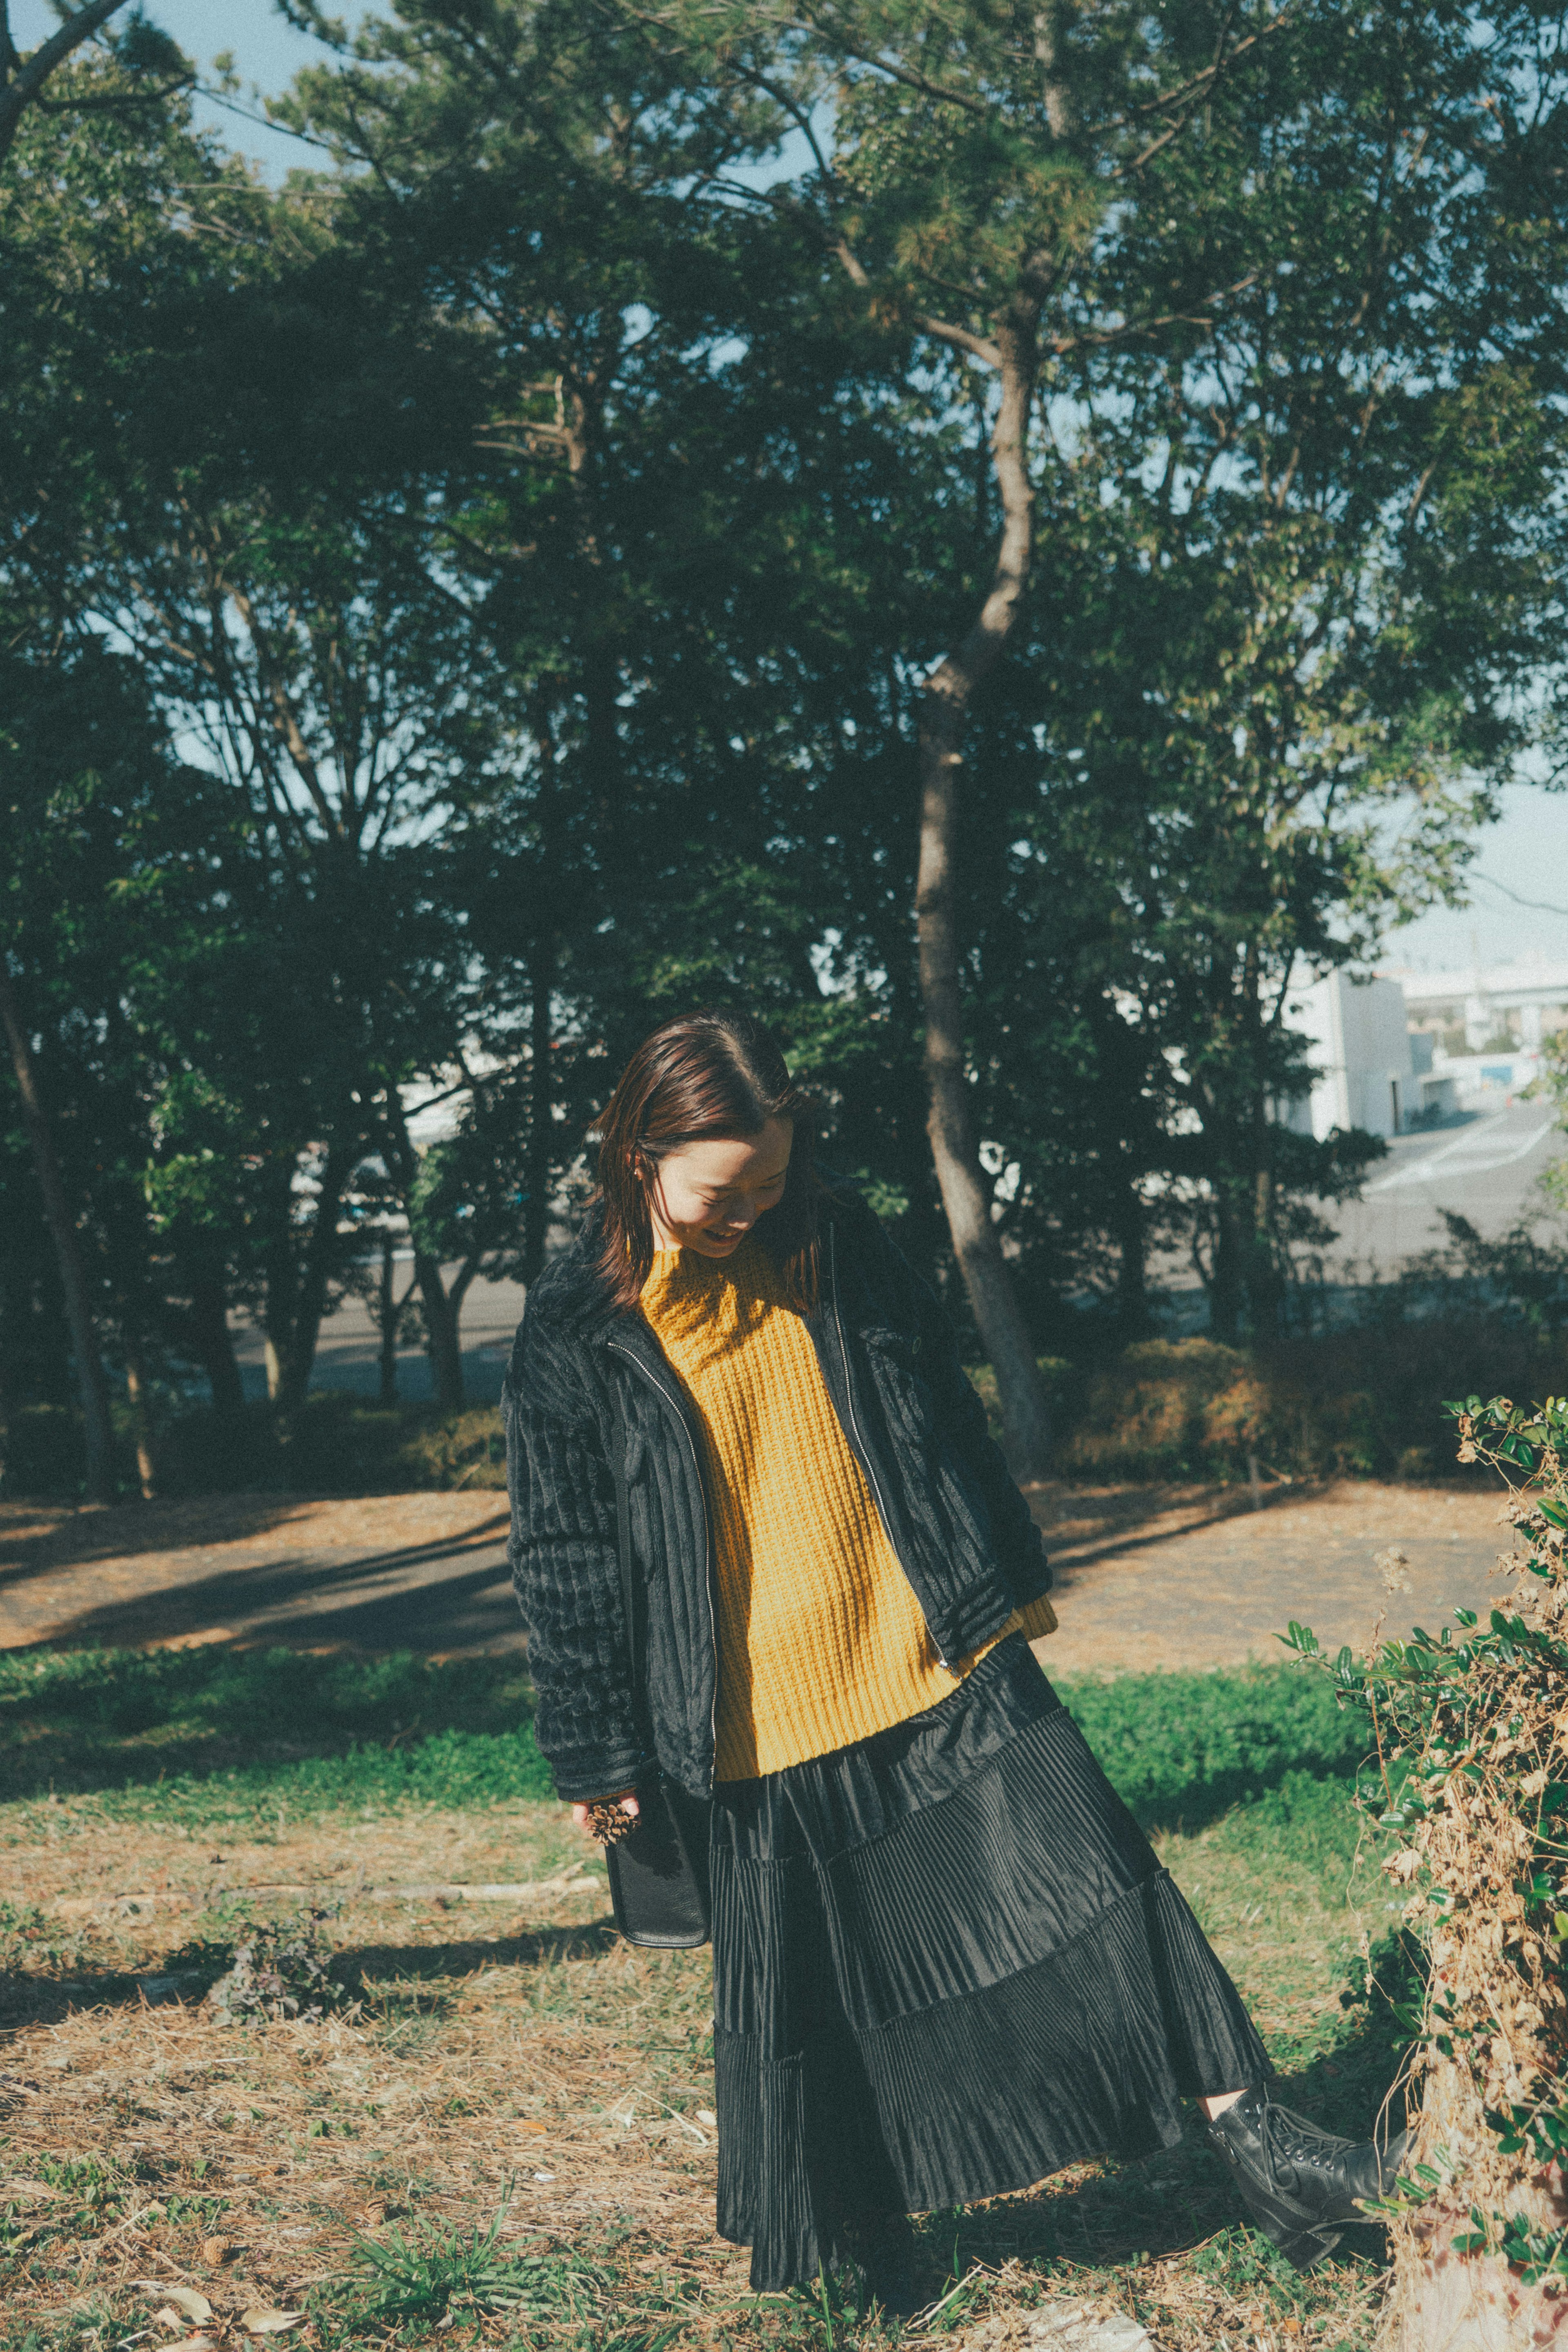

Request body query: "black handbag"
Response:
[601, 1388, 713, 1948]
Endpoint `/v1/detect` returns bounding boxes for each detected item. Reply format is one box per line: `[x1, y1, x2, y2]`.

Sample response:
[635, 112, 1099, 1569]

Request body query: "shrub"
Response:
[151, 1395, 506, 1497]
[207, 1909, 358, 2024]
[1287, 1392, 1568, 2345]
[968, 1316, 1565, 1485]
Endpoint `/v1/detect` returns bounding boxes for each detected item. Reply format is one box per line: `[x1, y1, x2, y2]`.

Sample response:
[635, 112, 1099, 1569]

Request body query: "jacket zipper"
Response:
[828, 1221, 952, 1672]
[608, 1340, 719, 1791]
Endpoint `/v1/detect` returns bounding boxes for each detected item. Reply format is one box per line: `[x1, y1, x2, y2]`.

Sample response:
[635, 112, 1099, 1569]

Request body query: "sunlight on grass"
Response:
[0, 1656, 1400, 2349]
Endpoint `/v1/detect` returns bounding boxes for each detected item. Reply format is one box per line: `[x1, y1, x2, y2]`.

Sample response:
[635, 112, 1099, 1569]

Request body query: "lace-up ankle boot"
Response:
[1206, 2086, 1410, 2268]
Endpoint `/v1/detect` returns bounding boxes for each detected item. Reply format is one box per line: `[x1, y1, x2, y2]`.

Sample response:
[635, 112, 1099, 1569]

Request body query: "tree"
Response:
[1003, 0, 1568, 1341]
[0, 632, 209, 1498]
[276, 0, 961, 1315]
[1, 0, 134, 175]
[626, 0, 1301, 1467]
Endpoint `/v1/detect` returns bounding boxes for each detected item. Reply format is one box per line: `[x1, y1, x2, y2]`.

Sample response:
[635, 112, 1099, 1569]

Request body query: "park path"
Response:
[0, 1474, 1516, 1674]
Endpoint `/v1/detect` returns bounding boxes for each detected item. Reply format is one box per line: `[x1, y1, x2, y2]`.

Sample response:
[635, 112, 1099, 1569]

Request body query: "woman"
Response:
[503, 1008, 1404, 2305]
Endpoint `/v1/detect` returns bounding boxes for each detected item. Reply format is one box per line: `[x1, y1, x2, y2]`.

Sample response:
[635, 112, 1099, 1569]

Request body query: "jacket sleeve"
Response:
[503, 1339, 647, 1804]
[884, 1235, 1053, 1607]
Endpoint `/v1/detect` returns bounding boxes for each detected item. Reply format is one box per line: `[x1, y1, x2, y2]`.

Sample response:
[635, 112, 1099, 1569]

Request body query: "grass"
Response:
[0, 1643, 1367, 1824]
[0, 1648, 1406, 2349]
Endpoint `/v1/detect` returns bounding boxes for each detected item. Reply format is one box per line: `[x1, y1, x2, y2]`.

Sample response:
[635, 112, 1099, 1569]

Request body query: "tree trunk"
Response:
[0, 961, 115, 1501]
[522, 945, 555, 1284]
[1207, 1195, 1244, 1346]
[186, 1271, 245, 1418]
[1114, 1180, 1150, 1337]
[267, 1147, 352, 1412]
[378, 1233, 400, 1407]
[123, 1335, 156, 1500]
[416, 1248, 466, 1410]
[1247, 1159, 1282, 1342]
[915, 317, 1054, 1481]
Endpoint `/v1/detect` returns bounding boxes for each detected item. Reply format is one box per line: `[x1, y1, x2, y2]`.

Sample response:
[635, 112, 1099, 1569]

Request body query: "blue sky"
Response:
[13, 1, 1568, 974]
[10, 0, 357, 178]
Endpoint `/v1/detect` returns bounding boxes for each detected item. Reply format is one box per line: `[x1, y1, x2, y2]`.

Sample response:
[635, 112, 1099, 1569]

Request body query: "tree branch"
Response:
[0, 0, 131, 170]
[915, 312, 1005, 369]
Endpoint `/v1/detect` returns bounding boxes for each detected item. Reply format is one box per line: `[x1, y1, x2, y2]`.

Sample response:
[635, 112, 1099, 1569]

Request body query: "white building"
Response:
[1278, 970, 1428, 1140]
[1367, 956, 1568, 1111]
[1390, 955, 1568, 1054]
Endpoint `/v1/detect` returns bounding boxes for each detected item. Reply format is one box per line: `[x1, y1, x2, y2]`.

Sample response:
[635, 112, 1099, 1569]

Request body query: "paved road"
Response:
[0, 1479, 1515, 1676]
[1326, 1099, 1563, 1273]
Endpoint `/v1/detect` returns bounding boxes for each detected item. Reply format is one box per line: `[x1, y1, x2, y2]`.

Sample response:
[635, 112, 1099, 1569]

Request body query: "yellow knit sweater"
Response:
[640, 1238, 1057, 1781]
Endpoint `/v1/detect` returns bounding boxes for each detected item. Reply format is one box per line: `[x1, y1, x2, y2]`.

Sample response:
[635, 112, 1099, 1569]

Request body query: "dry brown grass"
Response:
[0, 1779, 1397, 2352]
[1, 1802, 742, 2346]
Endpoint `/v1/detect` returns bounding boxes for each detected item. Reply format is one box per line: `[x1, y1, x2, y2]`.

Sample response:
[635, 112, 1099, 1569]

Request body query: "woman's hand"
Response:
[570, 1789, 640, 1840]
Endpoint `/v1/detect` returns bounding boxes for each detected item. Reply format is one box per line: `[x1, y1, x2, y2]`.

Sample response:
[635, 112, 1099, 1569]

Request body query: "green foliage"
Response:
[333, 2205, 623, 2325]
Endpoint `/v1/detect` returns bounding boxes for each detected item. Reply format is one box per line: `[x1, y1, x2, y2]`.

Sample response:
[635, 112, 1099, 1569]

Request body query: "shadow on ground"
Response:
[2, 1516, 515, 1659]
[0, 1496, 325, 1579]
[0, 1922, 619, 2034]
[1042, 1480, 1316, 1583]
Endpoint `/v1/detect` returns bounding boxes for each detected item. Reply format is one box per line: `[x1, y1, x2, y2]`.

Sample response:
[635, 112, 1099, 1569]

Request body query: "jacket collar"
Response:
[526, 1180, 855, 1350]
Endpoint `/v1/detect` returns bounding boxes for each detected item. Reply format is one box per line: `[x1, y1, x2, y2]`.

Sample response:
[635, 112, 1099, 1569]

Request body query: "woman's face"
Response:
[644, 1118, 793, 1257]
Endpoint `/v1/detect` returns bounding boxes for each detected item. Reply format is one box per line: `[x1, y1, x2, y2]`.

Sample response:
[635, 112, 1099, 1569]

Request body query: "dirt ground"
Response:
[0, 1473, 1514, 1674]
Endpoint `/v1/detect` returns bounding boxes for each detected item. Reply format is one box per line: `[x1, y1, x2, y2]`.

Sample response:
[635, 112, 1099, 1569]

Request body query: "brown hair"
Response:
[593, 1009, 820, 1312]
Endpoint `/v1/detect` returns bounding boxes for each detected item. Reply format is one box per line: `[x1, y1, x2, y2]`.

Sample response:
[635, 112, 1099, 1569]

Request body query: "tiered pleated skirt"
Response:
[711, 1635, 1270, 2291]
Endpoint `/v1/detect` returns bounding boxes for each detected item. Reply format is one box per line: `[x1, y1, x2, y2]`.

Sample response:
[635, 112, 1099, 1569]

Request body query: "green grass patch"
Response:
[0, 1644, 1372, 1832]
[0, 1645, 1368, 1824]
[1059, 1659, 1371, 1831]
[0, 1643, 549, 1813]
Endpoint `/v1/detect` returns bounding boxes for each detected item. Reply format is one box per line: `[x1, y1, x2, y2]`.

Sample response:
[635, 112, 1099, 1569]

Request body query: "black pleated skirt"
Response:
[711, 1634, 1270, 2292]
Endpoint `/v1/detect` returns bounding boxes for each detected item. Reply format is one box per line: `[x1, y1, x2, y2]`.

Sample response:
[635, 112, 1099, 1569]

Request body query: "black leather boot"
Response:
[1206, 2085, 1410, 2268]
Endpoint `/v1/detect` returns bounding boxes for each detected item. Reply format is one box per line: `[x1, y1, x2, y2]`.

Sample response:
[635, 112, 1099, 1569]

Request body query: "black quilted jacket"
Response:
[502, 1181, 1052, 1801]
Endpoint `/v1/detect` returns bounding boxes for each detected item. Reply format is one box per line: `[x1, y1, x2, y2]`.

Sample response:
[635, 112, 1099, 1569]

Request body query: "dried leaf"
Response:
[160, 2290, 214, 2323]
[239, 2312, 304, 2336]
[1376, 1545, 1412, 1593]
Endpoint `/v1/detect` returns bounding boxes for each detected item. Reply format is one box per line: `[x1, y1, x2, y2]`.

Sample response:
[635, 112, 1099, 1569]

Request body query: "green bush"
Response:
[970, 1315, 1565, 1485]
[7, 1301, 1559, 1501]
[0, 1402, 92, 1496]
[151, 1394, 506, 1498]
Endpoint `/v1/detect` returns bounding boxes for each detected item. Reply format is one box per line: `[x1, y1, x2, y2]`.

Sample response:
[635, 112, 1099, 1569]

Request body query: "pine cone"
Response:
[583, 1799, 639, 1844]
